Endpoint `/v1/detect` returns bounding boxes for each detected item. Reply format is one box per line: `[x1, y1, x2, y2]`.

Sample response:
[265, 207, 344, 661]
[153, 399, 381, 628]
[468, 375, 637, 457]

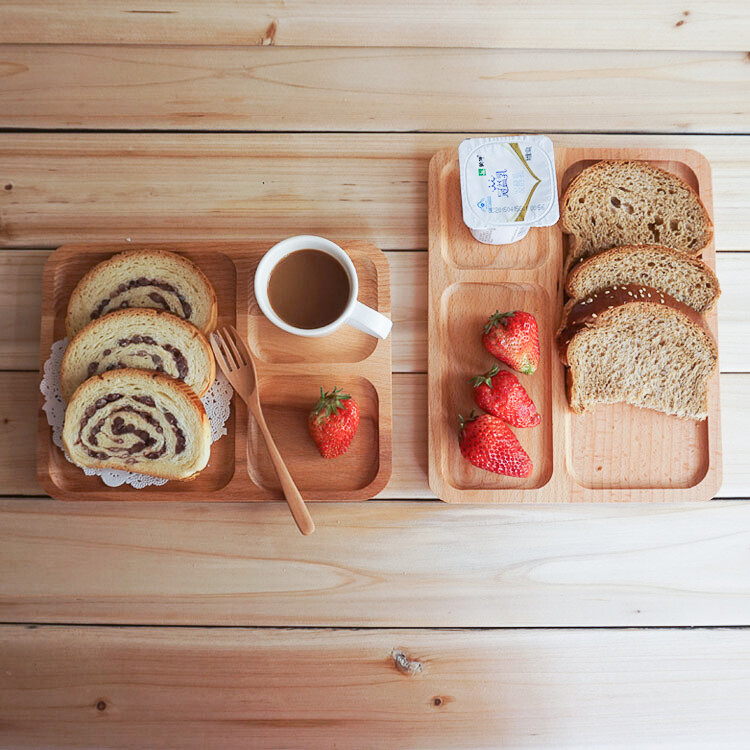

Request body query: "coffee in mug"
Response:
[267, 249, 351, 330]
[254, 235, 392, 340]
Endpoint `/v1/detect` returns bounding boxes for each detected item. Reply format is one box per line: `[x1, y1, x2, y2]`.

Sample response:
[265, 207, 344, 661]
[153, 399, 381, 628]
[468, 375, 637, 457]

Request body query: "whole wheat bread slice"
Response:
[561, 161, 713, 264]
[566, 244, 720, 314]
[560, 291, 717, 420]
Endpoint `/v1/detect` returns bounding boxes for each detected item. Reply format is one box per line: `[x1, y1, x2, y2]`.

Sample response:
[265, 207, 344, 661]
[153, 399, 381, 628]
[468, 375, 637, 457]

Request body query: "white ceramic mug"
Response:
[254, 235, 392, 339]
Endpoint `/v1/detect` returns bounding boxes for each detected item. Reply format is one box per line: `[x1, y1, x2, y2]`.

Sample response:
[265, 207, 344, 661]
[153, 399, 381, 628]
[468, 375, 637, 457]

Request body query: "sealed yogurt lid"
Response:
[458, 136, 559, 234]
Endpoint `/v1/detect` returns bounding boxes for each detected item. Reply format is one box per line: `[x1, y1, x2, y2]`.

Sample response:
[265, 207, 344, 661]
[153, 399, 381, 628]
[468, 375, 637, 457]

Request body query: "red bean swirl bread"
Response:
[62, 369, 211, 480]
[61, 308, 215, 402]
[556, 284, 717, 420]
[65, 249, 218, 338]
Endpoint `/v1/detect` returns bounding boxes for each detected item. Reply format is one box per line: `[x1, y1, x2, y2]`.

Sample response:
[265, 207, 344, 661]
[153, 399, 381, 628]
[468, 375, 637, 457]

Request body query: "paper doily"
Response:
[40, 338, 233, 488]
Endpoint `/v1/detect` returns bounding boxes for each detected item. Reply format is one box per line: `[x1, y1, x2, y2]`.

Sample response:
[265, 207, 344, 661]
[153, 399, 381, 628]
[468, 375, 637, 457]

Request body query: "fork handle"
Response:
[251, 404, 315, 536]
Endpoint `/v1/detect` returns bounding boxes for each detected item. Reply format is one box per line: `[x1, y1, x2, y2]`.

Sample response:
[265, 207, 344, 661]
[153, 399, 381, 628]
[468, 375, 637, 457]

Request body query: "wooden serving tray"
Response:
[37, 241, 392, 502]
[428, 145, 722, 503]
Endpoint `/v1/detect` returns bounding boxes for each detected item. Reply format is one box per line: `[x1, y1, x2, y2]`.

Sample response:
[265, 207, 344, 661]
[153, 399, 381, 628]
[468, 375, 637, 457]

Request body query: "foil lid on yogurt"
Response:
[458, 135, 559, 245]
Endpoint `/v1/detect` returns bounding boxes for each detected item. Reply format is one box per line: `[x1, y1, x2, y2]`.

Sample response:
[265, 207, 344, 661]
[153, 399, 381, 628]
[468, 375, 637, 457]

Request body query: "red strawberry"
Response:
[482, 310, 540, 374]
[308, 387, 360, 458]
[470, 365, 541, 428]
[458, 412, 533, 477]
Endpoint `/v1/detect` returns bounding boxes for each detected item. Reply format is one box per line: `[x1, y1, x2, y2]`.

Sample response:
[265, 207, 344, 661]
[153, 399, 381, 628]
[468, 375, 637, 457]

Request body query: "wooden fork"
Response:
[210, 326, 315, 536]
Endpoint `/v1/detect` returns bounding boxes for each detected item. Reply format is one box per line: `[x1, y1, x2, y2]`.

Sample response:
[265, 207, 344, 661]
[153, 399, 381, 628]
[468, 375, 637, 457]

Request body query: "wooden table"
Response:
[1, 4, 750, 747]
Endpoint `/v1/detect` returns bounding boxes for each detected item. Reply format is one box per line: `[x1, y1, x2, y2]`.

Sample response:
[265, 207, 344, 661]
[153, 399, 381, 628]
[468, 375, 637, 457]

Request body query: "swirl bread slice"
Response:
[61, 308, 215, 402]
[566, 244, 720, 314]
[66, 249, 218, 338]
[558, 286, 717, 420]
[561, 161, 713, 264]
[62, 368, 211, 480]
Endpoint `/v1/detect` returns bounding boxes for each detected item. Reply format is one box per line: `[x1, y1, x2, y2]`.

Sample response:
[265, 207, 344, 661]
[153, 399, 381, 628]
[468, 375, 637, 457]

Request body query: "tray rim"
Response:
[37, 240, 393, 502]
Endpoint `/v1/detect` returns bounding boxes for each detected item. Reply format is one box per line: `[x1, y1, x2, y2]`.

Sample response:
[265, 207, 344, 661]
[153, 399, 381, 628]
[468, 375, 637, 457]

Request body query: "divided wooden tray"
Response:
[37, 241, 392, 502]
[428, 145, 722, 503]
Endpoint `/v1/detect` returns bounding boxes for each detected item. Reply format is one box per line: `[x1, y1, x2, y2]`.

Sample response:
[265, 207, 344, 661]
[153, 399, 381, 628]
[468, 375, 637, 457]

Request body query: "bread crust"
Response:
[62, 368, 211, 480]
[61, 307, 216, 402]
[65, 249, 218, 338]
[564, 244, 720, 314]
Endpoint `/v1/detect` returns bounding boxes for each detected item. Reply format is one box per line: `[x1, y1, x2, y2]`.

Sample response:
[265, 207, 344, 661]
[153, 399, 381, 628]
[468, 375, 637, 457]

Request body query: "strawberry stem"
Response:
[483, 310, 514, 334]
[469, 364, 500, 388]
[313, 386, 352, 418]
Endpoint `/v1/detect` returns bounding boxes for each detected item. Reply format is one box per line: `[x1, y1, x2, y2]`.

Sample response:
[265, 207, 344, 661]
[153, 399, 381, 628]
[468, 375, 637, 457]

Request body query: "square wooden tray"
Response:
[428, 145, 722, 503]
[37, 241, 392, 502]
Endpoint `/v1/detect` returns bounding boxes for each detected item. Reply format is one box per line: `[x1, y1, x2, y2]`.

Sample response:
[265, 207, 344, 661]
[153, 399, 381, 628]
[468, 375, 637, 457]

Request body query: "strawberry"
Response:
[308, 387, 360, 458]
[470, 365, 541, 428]
[458, 412, 533, 477]
[482, 310, 540, 374]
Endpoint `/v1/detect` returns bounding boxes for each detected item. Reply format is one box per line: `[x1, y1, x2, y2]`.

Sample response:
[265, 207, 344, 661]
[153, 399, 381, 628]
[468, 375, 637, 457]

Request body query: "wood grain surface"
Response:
[2, 500, 750, 626]
[2, 134, 749, 250]
[1, 1, 747, 51]
[3, 625, 750, 749]
[1, 46, 747, 132]
[2, 3, 750, 744]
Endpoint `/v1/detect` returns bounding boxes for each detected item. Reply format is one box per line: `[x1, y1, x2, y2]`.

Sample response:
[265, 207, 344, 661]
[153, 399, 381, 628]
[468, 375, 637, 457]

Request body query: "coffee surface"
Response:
[267, 249, 351, 329]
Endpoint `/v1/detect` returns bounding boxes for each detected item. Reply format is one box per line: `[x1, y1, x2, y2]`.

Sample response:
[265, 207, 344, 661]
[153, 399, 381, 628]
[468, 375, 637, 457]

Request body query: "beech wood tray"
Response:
[428, 145, 722, 503]
[37, 241, 392, 502]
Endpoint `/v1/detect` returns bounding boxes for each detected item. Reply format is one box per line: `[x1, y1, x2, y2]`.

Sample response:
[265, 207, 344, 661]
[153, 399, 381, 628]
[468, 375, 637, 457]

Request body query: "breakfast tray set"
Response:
[37, 144, 722, 504]
[38, 241, 392, 502]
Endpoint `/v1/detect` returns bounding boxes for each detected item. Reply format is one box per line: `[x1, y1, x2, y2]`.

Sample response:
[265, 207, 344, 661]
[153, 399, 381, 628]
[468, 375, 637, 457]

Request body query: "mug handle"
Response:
[347, 301, 392, 340]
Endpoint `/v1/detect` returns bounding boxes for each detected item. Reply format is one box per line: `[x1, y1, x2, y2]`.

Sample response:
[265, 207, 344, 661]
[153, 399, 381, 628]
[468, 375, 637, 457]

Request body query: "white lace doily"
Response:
[40, 338, 233, 488]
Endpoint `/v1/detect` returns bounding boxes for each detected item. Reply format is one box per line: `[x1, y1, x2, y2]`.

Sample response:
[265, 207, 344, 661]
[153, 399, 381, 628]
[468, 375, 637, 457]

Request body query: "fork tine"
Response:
[210, 330, 236, 372]
[224, 326, 248, 368]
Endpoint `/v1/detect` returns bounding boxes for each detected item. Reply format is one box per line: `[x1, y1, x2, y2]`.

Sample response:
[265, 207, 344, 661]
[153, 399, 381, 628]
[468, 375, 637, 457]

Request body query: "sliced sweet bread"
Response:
[560, 161, 713, 263]
[558, 285, 717, 420]
[566, 244, 720, 314]
[62, 368, 211, 480]
[66, 249, 218, 338]
[61, 308, 215, 402]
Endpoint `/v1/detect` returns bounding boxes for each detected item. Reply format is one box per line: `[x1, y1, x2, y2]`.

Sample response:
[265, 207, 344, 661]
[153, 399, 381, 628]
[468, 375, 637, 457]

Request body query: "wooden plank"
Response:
[2, 371, 748, 499]
[716, 253, 749, 373]
[2, 626, 750, 749]
[1, 134, 749, 250]
[0, 250, 746, 373]
[0, 250, 44, 370]
[2, 46, 749, 133]
[1, 1, 748, 51]
[3, 498, 750, 625]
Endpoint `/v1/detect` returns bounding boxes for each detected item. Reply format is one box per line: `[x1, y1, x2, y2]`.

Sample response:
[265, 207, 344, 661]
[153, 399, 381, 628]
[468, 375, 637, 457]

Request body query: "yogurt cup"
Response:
[458, 135, 559, 245]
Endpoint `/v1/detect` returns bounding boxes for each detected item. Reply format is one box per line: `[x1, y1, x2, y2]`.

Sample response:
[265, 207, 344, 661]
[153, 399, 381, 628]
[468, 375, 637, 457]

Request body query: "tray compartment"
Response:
[567, 404, 709, 490]
[247, 374, 381, 497]
[438, 158, 550, 271]
[245, 250, 380, 364]
[437, 281, 554, 491]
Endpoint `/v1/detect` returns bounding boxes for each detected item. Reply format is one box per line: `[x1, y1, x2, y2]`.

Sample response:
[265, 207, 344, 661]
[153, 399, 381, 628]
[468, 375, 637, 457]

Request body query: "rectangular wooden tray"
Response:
[37, 241, 392, 502]
[428, 145, 722, 503]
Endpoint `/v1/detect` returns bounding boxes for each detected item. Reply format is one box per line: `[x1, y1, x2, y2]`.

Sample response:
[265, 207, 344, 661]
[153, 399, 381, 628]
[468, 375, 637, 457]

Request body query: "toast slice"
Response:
[561, 160, 713, 264]
[566, 244, 720, 314]
[558, 286, 717, 420]
[62, 368, 211, 480]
